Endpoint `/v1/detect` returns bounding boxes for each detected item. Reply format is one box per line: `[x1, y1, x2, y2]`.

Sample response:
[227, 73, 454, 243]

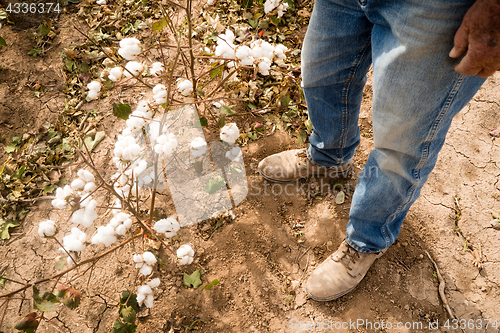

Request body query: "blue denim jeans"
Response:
[302, 0, 486, 253]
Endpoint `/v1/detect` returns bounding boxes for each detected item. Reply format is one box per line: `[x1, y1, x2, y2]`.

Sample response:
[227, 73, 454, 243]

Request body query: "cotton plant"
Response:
[153, 217, 180, 238]
[38, 220, 56, 237]
[118, 38, 142, 60]
[177, 244, 194, 265]
[153, 84, 167, 104]
[214, 30, 289, 76]
[125, 100, 152, 130]
[220, 123, 240, 144]
[109, 212, 133, 236]
[154, 130, 178, 155]
[190, 137, 208, 157]
[150, 62, 164, 76]
[176, 79, 193, 96]
[108, 67, 124, 82]
[87, 80, 102, 100]
[113, 132, 142, 162]
[137, 278, 160, 308]
[124, 61, 144, 78]
[133, 252, 157, 276]
[264, 0, 288, 17]
[52, 185, 74, 209]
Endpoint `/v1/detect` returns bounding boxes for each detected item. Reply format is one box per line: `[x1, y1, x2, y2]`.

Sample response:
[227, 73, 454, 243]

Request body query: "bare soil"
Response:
[0, 2, 499, 333]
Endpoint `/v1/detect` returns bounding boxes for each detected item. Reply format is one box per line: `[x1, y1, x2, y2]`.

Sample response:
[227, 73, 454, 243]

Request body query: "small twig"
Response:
[424, 250, 457, 321]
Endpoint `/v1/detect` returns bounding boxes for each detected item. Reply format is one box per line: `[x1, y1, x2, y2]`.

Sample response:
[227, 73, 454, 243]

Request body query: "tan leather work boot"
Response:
[306, 240, 386, 301]
[258, 148, 351, 182]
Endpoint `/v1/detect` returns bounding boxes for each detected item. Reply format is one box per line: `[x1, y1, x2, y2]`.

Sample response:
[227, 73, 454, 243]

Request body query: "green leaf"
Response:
[247, 103, 258, 110]
[36, 24, 51, 37]
[44, 185, 58, 194]
[119, 291, 140, 313]
[204, 176, 226, 194]
[209, 66, 223, 78]
[247, 132, 257, 140]
[113, 103, 132, 120]
[297, 129, 307, 145]
[335, 191, 345, 204]
[5, 143, 17, 153]
[305, 119, 313, 132]
[0, 220, 19, 240]
[113, 319, 137, 333]
[84, 131, 106, 152]
[218, 115, 226, 128]
[0, 276, 6, 288]
[270, 16, 281, 25]
[12, 166, 26, 180]
[281, 94, 291, 107]
[28, 48, 42, 57]
[33, 286, 59, 312]
[120, 306, 136, 323]
[248, 18, 258, 29]
[199, 116, 208, 127]
[152, 17, 167, 33]
[221, 106, 237, 116]
[203, 279, 220, 290]
[0, 37, 6, 48]
[183, 270, 202, 289]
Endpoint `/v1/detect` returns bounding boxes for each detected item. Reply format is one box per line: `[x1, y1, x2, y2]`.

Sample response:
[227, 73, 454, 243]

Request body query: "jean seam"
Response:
[339, 37, 372, 162]
[379, 74, 466, 248]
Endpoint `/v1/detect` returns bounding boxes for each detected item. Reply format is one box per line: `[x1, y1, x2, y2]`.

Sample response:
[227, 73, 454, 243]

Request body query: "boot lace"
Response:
[332, 244, 361, 278]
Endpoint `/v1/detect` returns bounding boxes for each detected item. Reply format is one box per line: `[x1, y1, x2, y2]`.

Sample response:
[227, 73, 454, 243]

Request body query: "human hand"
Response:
[449, 0, 500, 78]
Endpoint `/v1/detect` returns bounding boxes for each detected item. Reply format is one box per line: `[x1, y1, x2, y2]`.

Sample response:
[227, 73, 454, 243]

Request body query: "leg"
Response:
[301, 0, 373, 168]
[307, 0, 486, 301]
[346, 0, 486, 253]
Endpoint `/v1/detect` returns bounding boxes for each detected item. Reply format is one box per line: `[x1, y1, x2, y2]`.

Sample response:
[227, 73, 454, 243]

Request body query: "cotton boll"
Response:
[274, 44, 288, 60]
[235, 45, 254, 66]
[176, 79, 193, 96]
[215, 29, 236, 59]
[123, 218, 133, 229]
[153, 217, 180, 238]
[87, 81, 102, 93]
[91, 225, 117, 247]
[207, 0, 215, 5]
[144, 295, 154, 308]
[84, 182, 97, 193]
[147, 278, 161, 288]
[52, 198, 67, 210]
[177, 244, 194, 265]
[277, 2, 288, 17]
[142, 252, 157, 265]
[133, 254, 143, 264]
[63, 228, 87, 252]
[88, 90, 99, 100]
[226, 146, 242, 162]
[154, 133, 178, 155]
[220, 123, 240, 144]
[190, 137, 207, 157]
[153, 84, 167, 104]
[70, 178, 86, 191]
[108, 67, 123, 82]
[96, 0, 106, 5]
[137, 285, 152, 295]
[118, 38, 142, 60]
[38, 220, 56, 237]
[139, 265, 153, 276]
[115, 224, 127, 235]
[258, 57, 272, 76]
[150, 62, 164, 76]
[124, 61, 144, 78]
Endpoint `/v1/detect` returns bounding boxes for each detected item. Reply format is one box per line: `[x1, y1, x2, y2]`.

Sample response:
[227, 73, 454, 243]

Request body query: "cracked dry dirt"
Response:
[1, 14, 500, 333]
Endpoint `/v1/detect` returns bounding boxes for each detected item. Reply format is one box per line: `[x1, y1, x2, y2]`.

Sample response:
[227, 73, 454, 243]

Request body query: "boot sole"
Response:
[258, 166, 352, 183]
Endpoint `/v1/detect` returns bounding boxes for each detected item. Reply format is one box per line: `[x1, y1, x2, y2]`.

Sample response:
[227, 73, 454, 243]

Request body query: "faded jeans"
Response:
[302, 0, 486, 253]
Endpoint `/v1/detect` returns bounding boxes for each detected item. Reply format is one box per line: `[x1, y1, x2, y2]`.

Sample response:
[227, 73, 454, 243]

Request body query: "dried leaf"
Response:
[183, 270, 202, 289]
[489, 129, 500, 137]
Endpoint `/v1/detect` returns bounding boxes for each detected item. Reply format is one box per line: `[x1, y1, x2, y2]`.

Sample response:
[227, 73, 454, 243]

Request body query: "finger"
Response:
[449, 24, 469, 58]
[454, 53, 483, 76]
[477, 67, 498, 78]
